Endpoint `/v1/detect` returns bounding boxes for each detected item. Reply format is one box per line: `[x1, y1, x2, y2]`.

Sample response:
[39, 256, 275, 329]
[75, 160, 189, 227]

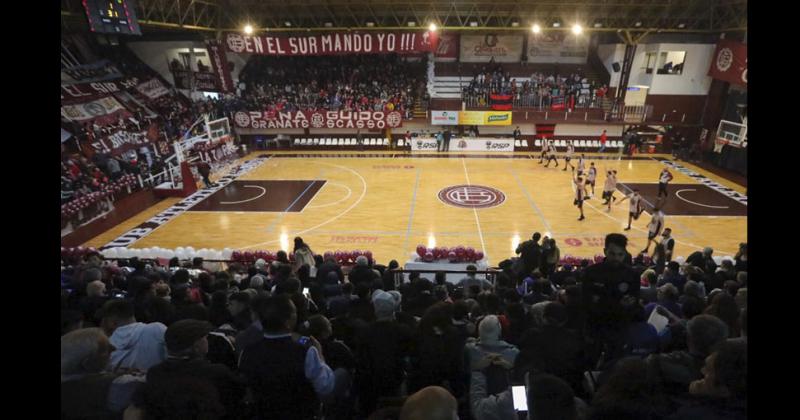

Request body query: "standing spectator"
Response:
[147, 319, 245, 419]
[515, 232, 543, 278]
[598, 129, 608, 153]
[293, 236, 315, 273]
[195, 160, 213, 188]
[239, 295, 335, 420]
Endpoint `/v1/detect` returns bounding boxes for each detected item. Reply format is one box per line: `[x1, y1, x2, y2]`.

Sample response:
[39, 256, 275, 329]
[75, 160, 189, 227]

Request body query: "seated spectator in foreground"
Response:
[399, 386, 458, 420]
[589, 357, 671, 419]
[100, 299, 167, 372]
[61, 328, 145, 419]
[147, 319, 245, 419]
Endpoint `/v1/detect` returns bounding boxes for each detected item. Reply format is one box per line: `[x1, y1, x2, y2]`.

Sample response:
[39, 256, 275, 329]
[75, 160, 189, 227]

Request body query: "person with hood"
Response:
[293, 237, 315, 273]
[100, 299, 167, 372]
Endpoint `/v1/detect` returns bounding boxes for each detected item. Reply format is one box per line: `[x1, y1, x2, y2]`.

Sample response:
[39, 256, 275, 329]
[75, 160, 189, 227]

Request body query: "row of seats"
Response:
[534, 139, 624, 148]
[514, 140, 530, 148]
[293, 138, 390, 146]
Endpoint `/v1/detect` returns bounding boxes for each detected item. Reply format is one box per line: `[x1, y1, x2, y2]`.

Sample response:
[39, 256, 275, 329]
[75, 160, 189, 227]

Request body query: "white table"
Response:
[410, 137, 515, 152]
[403, 258, 490, 284]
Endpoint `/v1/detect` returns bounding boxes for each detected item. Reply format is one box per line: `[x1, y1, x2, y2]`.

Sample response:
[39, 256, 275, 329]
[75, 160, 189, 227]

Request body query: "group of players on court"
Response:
[537, 139, 675, 254]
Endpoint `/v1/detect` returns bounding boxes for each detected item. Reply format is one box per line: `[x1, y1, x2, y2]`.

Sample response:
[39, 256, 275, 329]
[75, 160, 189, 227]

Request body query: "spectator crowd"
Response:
[462, 63, 609, 110]
[61, 234, 747, 419]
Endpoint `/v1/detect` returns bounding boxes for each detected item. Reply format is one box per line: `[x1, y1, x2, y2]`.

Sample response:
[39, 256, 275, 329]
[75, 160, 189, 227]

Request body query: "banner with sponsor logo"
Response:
[431, 110, 459, 125]
[460, 34, 524, 62]
[527, 33, 589, 64]
[490, 94, 513, 111]
[708, 40, 747, 86]
[457, 111, 512, 126]
[434, 33, 459, 61]
[410, 137, 515, 152]
[61, 77, 142, 101]
[61, 60, 124, 85]
[61, 95, 132, 125]
[206, 40, 234, 93]
[225, 31, 437, 56]
[135, 78, 170, 99]
[233, 110, 404, 129]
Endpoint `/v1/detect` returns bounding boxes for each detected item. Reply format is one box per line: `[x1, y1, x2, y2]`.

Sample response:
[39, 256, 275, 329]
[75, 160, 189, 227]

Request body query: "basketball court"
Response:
[84, 150, 747, 264]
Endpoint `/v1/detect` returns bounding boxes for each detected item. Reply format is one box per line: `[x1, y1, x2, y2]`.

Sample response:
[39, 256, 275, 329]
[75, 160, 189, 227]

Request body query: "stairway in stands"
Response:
[413, 98, 427, 119]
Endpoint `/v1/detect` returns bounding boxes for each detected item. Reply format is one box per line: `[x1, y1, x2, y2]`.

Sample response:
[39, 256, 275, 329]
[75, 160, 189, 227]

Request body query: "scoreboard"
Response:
[82, 0, 142, 36]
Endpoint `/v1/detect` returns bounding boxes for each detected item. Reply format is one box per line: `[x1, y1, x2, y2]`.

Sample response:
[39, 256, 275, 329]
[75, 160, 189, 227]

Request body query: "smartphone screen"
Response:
[302, 287, 310, 297]
[512, 385, 528, 412]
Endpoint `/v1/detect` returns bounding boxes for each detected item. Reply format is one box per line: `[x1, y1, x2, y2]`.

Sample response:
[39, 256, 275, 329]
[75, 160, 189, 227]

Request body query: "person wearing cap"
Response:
[239, 295, 335, 420]
[355, 290, 415, 415]
[147, 319, 245, 418]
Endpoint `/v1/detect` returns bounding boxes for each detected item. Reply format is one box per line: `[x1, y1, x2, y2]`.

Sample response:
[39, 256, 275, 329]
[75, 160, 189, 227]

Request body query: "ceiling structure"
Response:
[61, 0, 747, 35]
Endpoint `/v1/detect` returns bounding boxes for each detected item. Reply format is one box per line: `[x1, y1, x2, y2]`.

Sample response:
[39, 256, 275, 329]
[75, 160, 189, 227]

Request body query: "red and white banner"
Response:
[233, 110, 404, 129]
[434, 34, 459, 61]
[61, 95, 132, 125]
[708, 40, 747, 86]
[225, 31, 437, 56]
[61, 77, 142, 101]
[460, 34, 524, 62]
[91, 124, 160, 156]
[206, 40, 234, 93]
[135, 78, 170, 99]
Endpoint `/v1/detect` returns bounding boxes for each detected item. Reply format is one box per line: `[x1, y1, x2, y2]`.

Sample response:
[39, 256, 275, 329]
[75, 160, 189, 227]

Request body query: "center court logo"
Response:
[438, 185, 506, 209]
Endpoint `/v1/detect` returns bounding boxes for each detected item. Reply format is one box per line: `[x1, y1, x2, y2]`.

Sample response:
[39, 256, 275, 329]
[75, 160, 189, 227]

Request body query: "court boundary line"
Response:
[99, 157, 270, 250]
[239, 161, 368, 250]
[570, 178, 735, 255]
[510, 163, 554, 234]
[403, 167, 422, 256]
[219, 185, 267, 205]
[674, 188, 730, 209]
[305, 183, 353, 209]
[461, 158, 488, 258]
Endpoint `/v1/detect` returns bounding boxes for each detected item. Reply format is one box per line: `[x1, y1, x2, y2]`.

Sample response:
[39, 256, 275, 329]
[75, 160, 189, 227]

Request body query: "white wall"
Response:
[554, 124, 623, 137]
[598, 42, 714, 95]
[127, 41, 247, 88]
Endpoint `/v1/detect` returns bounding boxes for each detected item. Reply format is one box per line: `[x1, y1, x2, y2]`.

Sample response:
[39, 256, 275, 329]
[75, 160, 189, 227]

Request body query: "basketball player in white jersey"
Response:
[563, 141, 576, 171]
[576, 154, 586, 175]
[642, 206, 665, 253]
[573, 171, 587, 221]
[617, 188, 645, 230]
[585, 162, 598, 197]
[658, 168, 674, 198]
[601, 169, 618, 211]
[544, 141, 559, 168]
[538, 139, 550, 164]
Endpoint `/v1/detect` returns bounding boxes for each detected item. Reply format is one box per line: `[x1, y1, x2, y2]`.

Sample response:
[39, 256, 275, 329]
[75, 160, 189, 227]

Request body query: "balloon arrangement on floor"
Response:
[415, 245, 484, 263]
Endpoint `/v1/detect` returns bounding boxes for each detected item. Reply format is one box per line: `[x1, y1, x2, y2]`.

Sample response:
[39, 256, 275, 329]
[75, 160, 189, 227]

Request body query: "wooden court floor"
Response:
[85, 151, 747, 265]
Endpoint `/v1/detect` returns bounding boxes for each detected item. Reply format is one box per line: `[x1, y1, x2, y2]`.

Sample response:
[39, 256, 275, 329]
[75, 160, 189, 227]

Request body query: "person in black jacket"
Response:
[147, 319, 246, 419]
[515, 232, 543, 277]
[580, 233, 640, 362]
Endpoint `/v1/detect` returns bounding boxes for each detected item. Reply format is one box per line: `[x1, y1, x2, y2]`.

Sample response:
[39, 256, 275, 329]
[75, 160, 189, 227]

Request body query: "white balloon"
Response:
[186, 246, 195, 253]
[676, 256, 686, 264]
[222, 248, 233, 258]
[175, 247, 185, 254]
[712, 256, 722, 265]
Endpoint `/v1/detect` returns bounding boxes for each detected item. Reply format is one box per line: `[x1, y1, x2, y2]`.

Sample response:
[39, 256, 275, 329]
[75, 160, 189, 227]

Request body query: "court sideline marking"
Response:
[510, 162, 554, 234]
[571, 178, 735, 255]
[239, 160, 368, 250]
[674, 189, 729, 209]
[220, 185, 267, 205]
[403, 167, 422, 256]
[461, 158, 488, 257]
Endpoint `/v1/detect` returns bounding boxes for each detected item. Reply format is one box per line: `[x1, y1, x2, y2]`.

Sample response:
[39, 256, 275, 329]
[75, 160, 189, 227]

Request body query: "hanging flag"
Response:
[490, 93, 513, 110]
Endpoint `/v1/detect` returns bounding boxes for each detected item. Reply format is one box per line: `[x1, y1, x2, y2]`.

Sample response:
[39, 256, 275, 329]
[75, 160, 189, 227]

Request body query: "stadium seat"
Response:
[557, 140, 566, 147]
[578, 140, 586, 148]
[347, 138, 354, 145]
[514, 140, 521, 147]
[300, 138, 308, 145]
[534, 139, 542, 147]
[370, 138, 376, 146]
[522, 140, 529, 147]
[383, 138, 389, 146]
[398, 139, 405, 147]
[590, 140, 600, 148]
[293, 138, 300, 145]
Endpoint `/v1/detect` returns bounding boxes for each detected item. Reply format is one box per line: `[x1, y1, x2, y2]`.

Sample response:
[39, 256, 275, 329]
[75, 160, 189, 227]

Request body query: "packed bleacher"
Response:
[233, 54, 426, 118]
[462, 63, 609, 110]
[61, 234, 747, 420]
